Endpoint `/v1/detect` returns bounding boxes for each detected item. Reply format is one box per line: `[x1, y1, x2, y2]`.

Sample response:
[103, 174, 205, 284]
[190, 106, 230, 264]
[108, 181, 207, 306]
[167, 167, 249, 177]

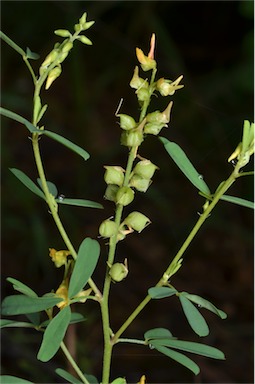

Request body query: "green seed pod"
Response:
[118, 114, 137, 131]
[109, 260, 128, 282]
[104, 166, 125, 186]
[133, 160, 159, 179]
[99, 219, 118, 238]
[126, 130, 144, 147]
[144, 122, 165, 136]
[45, 66, 62, 90]
[124, 211, 151, 232]
[129, 174, 151, 192]
[116, 186, 134, 206]
[136, 86, 150, 102]
[130, 66, 145, 90]
[54, 29, 71, 38]
[146, 111, 167, 124]
[104, 184, 119, 202]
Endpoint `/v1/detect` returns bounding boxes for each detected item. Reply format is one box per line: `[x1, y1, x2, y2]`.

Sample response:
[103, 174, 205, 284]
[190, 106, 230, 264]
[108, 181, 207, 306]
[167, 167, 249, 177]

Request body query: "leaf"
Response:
[1, 295, 63, 315]
[10, 168, 45, 200]
[150, 339, 225, 360]
[0, 319, 35, 329]
[84, 374, 99, 384]
[37, 178, 58, 197]
[55, 368, 82, 383]
[55, 197, 103, 209]
[42, 130, 90, 161]
[179, 295, 209, 337]
[37, 306, 71, 362]
[7, 277, 38, 298]
[40, 312, 86, 328]
[0, 376, 33, 384]
[153, 344, 200, 375]
[181, 292, 227, 319]
[68, 238, 100, 299]
[220, 194, 254, 209]
[111, 379, 127, 384]
[25, 312, 41, 326]
[148, 287, 177, 299]
[159, 137, 211, 195]
[26, 47, 40, 60]
[144, 328, 174, 341]
[0, 107, 39, 133]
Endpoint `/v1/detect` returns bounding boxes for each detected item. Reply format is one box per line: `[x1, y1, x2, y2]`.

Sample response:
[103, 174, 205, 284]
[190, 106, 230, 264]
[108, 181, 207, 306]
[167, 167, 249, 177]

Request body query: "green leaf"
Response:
[25, 312, 41, 326]
[153, 344, 200, 375]
[1, 295, 63, 315]
[55, 197, 103, 209]
[55, 368, 82, 383]
[0, 376, 33, 384]
[26, 47, 40, 60]
[0, 107, 39, 133]
[42, 130, 90, 161]
[179, 295, 209, 337]
[220, 194, 254, 209]
[0, 319, 35, 329]
[0, 31, 26, 56]
[7, 277, 38, 298]
[10, 168, 45, 200]
[40, 312, 86, 328]
[144, 328, 174, 341]
[148, 287, 177, 299]
[160, 137, 211, 195]
[111, 379, 127, 384]
[150, 339, 225, 359]
[37, 178, 58, 197]
[181, 292, 227, 319]
[68, 238, 100, 299]
[38, 306, 71, 362]
[84, 374, 99, 384]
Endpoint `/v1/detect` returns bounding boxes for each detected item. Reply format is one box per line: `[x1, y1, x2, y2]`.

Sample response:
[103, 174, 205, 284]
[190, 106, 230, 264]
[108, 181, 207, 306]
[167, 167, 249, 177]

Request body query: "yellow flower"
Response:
[49, 248, 70, 268]
[136, 34, 156, 71]
[55, 280, 69, 308]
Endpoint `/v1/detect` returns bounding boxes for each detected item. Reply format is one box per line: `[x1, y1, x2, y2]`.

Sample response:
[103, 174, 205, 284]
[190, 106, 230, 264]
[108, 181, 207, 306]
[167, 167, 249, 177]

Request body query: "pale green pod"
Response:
[133, 160, 159, 179]
[109, 262, 128, 282]
[104, 166, 125, 186]
[129, 174, 151, 192]
[116, 186, 134, 206]
[99, 219, 118, 238]
[104, 184, 119, 202]
[124, 211, 151, 232]
[118, 114, 137, 131]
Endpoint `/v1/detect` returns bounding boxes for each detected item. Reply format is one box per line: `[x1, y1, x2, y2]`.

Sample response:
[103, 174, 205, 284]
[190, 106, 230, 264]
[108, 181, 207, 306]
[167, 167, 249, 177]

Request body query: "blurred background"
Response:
[1, 1, 254, 383]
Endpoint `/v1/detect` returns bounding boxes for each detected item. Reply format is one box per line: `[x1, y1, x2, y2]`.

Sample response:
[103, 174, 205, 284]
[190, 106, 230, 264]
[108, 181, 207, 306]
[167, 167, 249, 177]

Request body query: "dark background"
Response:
[1, 1, 254, 383]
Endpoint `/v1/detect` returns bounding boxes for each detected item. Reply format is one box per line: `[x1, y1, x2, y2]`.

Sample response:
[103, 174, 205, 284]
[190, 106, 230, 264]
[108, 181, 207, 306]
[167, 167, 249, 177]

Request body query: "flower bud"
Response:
[45, 66, 62, 90]
[104, 184, 119, 202]
[99, 219, 118, 238]
[156, 76, 184, 96]
[118, 114, 137, 131]
[77, 35, 93, 45]
[54, 29, 71, 38]
[104, 166, 125, 186]
[62, 41, 73, 53]
[116, 186, 134, 206]
[121, 130, 144, 148]
[129, 174, 151, 192]
[130, 66, 145, 89]
[136, 48, 156, 71]
[133, 160, 159, 179]
[41, 49, 59, 68]
[124, 211, 151, 232]
[144, 122, 165, 135]
[49, 248, 70, 268]
[109, 259, 128, 282]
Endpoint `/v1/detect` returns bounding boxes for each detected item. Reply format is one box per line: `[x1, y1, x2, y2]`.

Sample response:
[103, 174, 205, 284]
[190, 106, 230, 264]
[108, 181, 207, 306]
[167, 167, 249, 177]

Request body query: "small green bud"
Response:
[156, 76, 184, 96]
[62, 41, 73, 53]
[123, 130, 144, 147]
[79, 12, 87, 26]
[45, 65, 62, 90]
[130, 66, 145, 89]
[77, 35, 93, 45]
[144, 122, 165, 135]
[118, 114, 137, 131]
[104, 166, 125, 186]
[104, 184, 119, 202]
[99, 219, 118, 238]
[129, 174, 151, 192]
[124, 211, 151, 232]
[109, 259, 128, 282]
[116, 186, 134, 206]
[56, 50, 69, 65]
[41, 49, 59, 68]
[133, 160, 159, 179]
[54, 29, 71, 38]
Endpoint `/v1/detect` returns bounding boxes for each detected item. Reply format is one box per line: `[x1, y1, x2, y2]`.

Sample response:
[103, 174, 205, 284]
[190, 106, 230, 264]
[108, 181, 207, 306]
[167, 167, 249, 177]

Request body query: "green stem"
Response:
[113, 166, 240, 342]
[116, 338, 146, 345]
[60, 341, 89, 384]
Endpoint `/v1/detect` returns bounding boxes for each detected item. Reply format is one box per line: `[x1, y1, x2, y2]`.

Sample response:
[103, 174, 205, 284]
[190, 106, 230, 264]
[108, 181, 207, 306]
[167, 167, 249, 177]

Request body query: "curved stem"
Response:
[60, 341, 89, 384]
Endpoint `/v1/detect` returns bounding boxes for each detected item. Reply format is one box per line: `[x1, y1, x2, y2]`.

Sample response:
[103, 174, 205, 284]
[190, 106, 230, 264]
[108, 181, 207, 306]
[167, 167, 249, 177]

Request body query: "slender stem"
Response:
[116, 338, 146, 345]
[60, 341, 89, 384]
[113, 166, 240, 342]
